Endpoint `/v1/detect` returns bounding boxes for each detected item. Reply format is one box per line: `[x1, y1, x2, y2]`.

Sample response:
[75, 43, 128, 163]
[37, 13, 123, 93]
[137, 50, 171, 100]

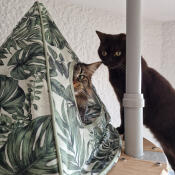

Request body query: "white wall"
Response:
[0, 0, 173, 146]
[161, 21, 175, 87]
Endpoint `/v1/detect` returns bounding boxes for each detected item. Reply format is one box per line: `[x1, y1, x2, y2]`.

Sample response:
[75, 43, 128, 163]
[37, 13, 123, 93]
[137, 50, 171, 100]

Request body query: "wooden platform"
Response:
[108, 138, 168, 175]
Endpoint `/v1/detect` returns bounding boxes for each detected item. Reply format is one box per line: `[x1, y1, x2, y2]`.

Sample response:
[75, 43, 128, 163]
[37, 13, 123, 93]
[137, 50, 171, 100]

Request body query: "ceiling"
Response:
[69, 0, 175, 21]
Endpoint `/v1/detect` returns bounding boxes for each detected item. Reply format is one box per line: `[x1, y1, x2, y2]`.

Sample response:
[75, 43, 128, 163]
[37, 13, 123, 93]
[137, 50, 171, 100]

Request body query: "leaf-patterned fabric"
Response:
[0, 2, 121, 175]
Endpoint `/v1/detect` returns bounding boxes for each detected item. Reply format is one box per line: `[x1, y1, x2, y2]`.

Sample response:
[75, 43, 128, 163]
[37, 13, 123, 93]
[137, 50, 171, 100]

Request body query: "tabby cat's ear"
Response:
[87, 61, 102, 75]
[96, 31, 106, 41]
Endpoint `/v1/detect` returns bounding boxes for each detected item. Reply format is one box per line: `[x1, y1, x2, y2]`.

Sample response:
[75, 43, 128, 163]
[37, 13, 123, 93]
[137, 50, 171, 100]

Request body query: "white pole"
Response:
[123, 0, 144, 158]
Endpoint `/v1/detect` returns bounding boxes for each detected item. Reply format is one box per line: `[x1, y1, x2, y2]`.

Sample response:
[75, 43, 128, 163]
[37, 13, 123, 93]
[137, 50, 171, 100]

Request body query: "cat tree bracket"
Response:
[123, 93, 145, 157]
[123, 93, 144, 108]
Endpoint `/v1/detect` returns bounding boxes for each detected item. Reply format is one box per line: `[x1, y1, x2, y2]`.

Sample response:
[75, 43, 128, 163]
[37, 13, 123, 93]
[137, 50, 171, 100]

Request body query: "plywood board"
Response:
[108, 138, 167, 175]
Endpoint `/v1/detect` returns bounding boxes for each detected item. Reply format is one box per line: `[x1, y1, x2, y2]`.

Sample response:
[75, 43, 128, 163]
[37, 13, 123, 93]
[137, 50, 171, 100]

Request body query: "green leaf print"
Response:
[0, 115, 58, 175]
[8, 43, 46, 80]
[0, 114, 12, 134]
[48, 46, 69, 78]
[0, 114, 13, 147]
[56, 53, 69, 78]
[86, 124, 121, 173]
[0, 48, 8, 66]
[49, 56, 58, 77]
[0, 75, 25, 115]
[55, 101, 85, 174]
[48, 46, 57, 59]
[14, 3, 40, 32]
[0, 48, 7, 59]
[51, 80, 74, 103]
[43, 17, 67, 49]
[51, 78, 66, 97]
[1, 4, 41, 54]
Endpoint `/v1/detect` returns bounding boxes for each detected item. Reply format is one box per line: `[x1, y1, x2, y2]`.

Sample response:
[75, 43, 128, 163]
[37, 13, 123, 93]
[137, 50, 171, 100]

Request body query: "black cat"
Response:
[96, 31, 175, 170]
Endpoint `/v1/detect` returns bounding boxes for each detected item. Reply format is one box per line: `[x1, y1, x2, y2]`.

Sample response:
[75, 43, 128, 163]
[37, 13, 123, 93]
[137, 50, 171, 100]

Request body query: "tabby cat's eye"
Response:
[102, 51, 107, 57]
[78, 75, 85, 81]
[114, 51, 122, 56]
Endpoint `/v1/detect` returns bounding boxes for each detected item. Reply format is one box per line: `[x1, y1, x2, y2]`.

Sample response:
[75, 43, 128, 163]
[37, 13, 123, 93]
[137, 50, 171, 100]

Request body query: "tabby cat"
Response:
[73, 62, 101, 124]
[96, 31, 175, 170]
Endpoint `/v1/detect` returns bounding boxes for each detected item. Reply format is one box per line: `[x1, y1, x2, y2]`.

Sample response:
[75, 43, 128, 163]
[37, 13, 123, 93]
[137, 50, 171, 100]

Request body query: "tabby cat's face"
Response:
[96, 31, 126, 69]
[73, 62, 101, 97]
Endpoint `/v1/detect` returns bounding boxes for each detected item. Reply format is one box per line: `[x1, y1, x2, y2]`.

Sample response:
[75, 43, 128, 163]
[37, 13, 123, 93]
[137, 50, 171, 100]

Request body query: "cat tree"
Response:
[108, 0, 168, 174]
[0, 1, 169, 174]
[124, 0, 144, 158]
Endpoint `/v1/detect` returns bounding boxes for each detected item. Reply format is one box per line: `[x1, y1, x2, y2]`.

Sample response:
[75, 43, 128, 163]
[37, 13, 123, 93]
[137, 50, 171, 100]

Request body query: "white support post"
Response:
[123, 0, 144, 158]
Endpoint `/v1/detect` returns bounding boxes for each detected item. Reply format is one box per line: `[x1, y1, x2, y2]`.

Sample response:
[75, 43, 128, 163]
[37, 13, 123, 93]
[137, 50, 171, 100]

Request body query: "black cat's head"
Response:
[96, 31, 126, 69]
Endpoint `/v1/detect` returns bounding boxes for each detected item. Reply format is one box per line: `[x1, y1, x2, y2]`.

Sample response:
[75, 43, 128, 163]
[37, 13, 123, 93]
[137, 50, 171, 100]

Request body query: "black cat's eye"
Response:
[114, 51, 122, 56]
[102, 50, 107, 57]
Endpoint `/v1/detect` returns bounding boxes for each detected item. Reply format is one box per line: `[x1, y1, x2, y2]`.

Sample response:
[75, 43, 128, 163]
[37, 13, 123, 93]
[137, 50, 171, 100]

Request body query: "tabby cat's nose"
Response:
[73, 82, 80, 88]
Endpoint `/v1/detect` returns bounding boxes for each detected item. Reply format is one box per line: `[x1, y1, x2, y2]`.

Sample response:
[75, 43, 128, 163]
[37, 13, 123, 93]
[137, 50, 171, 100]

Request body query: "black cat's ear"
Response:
[120, 33, 126, 41]
[87, 61, 102, 75]
[96, 31, 106, 41]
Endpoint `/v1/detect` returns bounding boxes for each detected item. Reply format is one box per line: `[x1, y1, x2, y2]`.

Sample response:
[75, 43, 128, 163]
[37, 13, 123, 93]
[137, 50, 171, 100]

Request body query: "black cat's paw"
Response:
[117, 126, 124, 135]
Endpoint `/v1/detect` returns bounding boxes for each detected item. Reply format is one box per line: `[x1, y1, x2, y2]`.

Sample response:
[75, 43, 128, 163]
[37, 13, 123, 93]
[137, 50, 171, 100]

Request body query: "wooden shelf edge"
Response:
[108, 138, 168, 175]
